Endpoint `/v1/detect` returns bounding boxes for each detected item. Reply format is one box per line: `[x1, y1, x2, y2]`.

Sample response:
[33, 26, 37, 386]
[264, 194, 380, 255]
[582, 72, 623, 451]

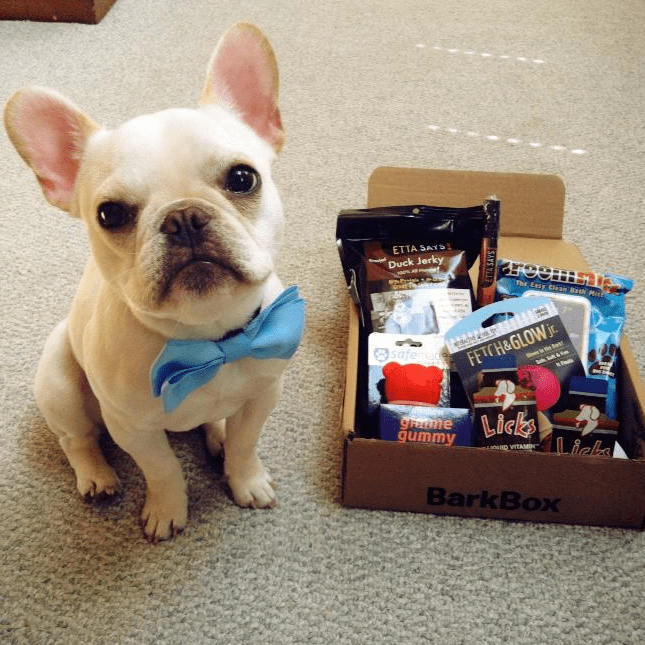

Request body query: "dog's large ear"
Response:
[200, 23, 284, 152]
[3, 88, 98, 212]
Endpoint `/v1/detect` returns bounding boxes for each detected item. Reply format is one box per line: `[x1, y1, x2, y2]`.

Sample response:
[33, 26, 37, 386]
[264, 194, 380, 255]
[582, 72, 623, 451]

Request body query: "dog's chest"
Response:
[159, 357, 285, 432]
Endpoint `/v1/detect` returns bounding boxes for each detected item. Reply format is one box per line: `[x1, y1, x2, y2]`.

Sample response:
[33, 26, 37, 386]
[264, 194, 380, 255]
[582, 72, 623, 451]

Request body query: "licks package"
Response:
[445, 297, 587, 452]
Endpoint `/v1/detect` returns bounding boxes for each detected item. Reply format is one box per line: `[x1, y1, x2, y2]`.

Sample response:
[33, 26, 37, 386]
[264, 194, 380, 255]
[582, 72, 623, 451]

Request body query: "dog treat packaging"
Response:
[472, 355, 539, 450]
[551, 377, 619, 457]
[337, 203, 495, 334]
[380, 404, 473, 446]
[445, 297, 586, 445]
[476, 197, 501, 306]
[337, 202, 493, 436]
[496, 259, 633, 420]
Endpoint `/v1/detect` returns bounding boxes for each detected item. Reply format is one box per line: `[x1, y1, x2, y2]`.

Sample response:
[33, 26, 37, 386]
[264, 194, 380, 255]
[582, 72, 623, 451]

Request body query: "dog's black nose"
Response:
[161, 208, 210, 247]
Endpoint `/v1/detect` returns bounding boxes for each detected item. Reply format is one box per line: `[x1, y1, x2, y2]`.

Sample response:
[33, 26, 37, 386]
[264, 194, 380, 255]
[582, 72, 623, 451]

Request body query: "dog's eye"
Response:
[225, 165, 260, 195]
[97, 202, 133, 229]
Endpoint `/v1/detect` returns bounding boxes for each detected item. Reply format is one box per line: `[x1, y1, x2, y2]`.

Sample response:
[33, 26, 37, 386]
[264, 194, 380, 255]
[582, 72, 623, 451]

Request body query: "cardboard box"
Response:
[0, 0, 117, 24]
[340, 167, 645, 528]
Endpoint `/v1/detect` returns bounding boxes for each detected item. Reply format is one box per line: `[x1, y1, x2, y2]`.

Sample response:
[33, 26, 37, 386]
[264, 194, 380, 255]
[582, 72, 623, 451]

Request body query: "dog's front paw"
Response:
[228, 469, 276, 509]
[76, 464, 121, 501]
[141, 488, 188, 543]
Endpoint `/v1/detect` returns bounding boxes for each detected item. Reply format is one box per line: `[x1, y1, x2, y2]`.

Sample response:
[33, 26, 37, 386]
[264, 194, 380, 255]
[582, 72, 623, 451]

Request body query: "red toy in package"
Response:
[382, 362, 444, 406]
[367, 333, 451, 413]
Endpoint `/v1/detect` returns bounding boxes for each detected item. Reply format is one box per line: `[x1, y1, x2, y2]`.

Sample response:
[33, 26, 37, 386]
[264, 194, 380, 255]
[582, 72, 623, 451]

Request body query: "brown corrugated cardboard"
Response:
[0, 0, 117, 24]
[367, 167, 565, 238]
[340, 167, 645, 528]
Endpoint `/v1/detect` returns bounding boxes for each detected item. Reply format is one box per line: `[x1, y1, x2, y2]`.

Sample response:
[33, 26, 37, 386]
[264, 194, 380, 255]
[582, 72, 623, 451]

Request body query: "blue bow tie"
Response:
[150, 285, 305, 413]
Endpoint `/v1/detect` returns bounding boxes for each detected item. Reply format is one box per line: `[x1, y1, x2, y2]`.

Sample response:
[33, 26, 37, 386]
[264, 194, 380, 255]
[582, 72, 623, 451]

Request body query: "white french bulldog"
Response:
[3, 23, 304, 542]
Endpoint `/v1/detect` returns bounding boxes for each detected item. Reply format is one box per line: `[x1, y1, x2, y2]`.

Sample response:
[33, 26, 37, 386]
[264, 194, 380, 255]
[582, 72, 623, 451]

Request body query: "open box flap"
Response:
[368, 167, 565, 239]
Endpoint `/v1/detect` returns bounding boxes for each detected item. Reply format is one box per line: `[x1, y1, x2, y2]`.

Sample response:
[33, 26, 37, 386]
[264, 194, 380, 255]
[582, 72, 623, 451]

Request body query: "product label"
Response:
[380, 404, 472, 446]
[364, 241, 460, 283]
[446, 298, 585, 418]
[552, 410, 618, 457]
[368, 333, 451, 410]
[498, 260, 624, 294]
[363, 242, 473, 335]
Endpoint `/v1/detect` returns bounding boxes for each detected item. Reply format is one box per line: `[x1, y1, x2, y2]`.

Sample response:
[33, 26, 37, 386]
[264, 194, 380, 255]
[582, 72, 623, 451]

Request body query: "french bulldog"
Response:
[3, 23, 304, 542]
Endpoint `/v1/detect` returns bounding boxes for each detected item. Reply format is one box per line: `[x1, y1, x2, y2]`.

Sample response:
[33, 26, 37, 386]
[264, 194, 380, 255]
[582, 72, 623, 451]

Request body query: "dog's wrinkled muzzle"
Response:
[154, 199, 270, 298]
[161, 205, 211, 248]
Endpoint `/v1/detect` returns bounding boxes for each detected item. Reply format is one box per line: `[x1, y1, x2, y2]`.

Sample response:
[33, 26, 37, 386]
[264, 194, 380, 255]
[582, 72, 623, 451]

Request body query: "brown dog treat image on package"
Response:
[552, 377, 619, 457]
[473, 355, 540, 450]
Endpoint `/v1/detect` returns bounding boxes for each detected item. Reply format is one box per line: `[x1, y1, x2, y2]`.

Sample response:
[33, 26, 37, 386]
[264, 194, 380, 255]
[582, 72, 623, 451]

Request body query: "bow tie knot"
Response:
[151, 286, 305, 413]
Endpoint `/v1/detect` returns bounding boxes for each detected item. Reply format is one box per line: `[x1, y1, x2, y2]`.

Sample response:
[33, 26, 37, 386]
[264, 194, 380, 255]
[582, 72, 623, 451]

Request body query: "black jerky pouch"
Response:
[336, 204, 489, 332]
[336, 204, 489, 436]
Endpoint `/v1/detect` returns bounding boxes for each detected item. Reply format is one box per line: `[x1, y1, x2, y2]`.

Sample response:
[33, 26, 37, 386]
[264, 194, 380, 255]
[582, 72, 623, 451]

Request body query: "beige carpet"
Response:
[1, 1, 644, 643]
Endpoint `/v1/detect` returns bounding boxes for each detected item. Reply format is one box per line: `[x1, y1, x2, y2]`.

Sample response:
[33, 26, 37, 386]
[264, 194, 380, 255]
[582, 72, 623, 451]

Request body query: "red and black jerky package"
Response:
[336, 204, 489, 436]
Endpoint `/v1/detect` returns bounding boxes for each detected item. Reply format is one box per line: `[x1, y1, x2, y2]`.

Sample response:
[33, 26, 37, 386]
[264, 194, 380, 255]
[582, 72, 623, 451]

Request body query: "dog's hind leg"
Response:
[34, 319, 121, 499]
